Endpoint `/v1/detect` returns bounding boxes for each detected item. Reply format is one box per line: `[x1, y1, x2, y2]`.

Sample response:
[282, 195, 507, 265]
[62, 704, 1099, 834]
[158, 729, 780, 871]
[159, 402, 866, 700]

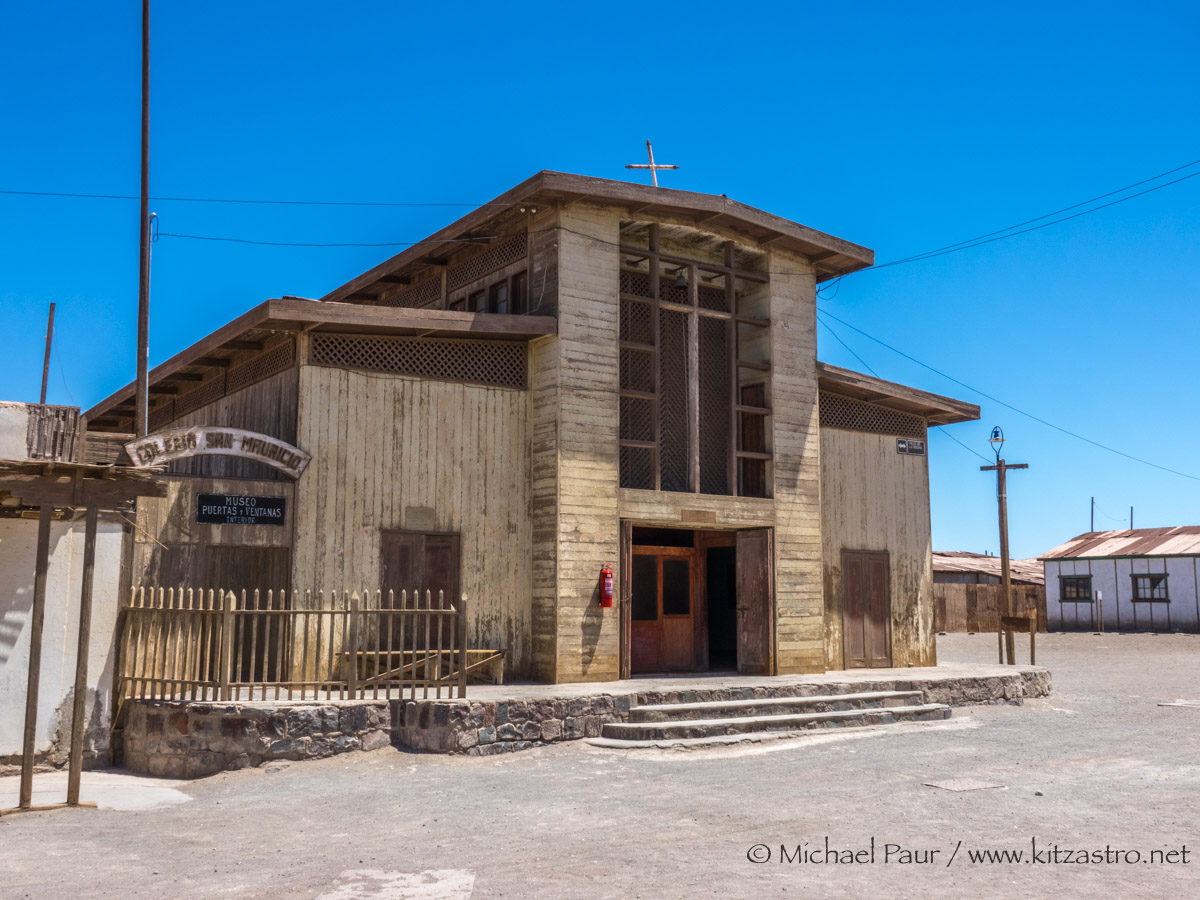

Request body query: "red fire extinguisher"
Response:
[600, 565, 614, 608]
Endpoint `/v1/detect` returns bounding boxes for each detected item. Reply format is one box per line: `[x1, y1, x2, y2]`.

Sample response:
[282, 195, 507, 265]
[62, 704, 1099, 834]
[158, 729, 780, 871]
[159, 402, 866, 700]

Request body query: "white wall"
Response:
[0, 516, 126, 760]
[1045, 556, 1200, 633]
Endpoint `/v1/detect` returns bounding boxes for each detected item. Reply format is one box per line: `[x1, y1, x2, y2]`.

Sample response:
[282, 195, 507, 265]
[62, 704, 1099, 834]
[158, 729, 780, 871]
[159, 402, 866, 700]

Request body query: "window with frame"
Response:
[617, 223, 771, 497]
[1060, 575, 1092, 601]
[1131, 573, 1169, 601]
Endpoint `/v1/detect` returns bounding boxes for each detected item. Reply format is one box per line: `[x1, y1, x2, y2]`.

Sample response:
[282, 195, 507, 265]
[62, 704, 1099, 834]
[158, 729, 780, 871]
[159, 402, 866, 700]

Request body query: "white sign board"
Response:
[124, 427, 311, 479]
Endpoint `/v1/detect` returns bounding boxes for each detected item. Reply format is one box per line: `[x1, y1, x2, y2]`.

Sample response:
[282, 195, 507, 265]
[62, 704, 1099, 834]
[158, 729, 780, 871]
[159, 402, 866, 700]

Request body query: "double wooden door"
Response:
[380, 530, 460, 646]
[841, 549, 892, 668]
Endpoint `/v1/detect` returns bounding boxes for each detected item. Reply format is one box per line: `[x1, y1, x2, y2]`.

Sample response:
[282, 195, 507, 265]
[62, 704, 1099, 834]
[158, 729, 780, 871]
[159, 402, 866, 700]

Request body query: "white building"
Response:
[1040, 527, 1200, 633]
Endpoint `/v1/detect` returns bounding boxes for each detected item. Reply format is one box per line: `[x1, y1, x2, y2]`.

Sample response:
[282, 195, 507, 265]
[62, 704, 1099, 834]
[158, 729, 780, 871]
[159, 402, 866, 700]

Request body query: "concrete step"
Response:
[628, 690, 925, 723]
[600, 704, 951, 742]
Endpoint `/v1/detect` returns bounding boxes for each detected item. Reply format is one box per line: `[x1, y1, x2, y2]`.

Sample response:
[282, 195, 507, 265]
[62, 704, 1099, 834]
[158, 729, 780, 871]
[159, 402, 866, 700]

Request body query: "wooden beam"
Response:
[18, 506, 52, 809]
[66, 504, 98, 806]
[148, 385, 178, 395]
[816, 361, 980, 424]
[0, 478, 168, 507]
[378, 274, 412, 285]
[163, 373, 204, 382]
[223, 340, 263, 352]
[193, 357, 233, 368]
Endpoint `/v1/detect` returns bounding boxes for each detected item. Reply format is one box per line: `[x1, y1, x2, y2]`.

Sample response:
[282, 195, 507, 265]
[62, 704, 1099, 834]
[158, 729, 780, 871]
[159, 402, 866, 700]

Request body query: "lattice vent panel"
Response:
[658, 309, 690, 492]
[620, 396, 654, 443]
[381, 278, 441, 309]
[620, 347, 654, 394]
[698, 283, 728, 312]
[149, 401, 175, 432]
[227, 340, 296, 395]
[698, 316, 731, 495]
[620, 299, 654, 344]
[175, 374, 227, 418]
[310, 334, 527, 389]
[619, 270, 653, 299]
[447, 234, 528, 290]
[819, 391, 926, 439]
[620, 444, 654, 490]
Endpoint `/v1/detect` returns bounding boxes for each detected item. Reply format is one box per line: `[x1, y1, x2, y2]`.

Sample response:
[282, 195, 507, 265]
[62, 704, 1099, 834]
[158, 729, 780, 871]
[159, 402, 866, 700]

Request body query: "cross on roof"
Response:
[625, 140, 678, 187]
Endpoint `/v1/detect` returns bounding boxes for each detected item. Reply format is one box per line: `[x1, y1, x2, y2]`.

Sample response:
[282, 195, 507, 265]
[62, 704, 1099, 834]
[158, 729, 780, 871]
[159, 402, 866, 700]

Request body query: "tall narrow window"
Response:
[511, 271, 528, 315]
[617, 223, 771, 497]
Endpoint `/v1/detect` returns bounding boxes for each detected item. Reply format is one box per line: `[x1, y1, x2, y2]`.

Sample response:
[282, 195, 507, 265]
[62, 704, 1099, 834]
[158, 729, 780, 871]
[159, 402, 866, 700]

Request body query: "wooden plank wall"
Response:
[546, 203, 622, 682]
[165, 369, 299, 481]
[768, 247, 826, 675]
[933, 583, 1047, 633]
[291, 363, 532, 678]
[820, 427, 936, 669]
[131, 476, 294, 589]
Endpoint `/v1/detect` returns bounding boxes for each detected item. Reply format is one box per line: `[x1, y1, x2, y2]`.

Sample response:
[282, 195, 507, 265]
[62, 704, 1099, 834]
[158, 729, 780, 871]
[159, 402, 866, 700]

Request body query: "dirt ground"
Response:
[2, 633, 1198, 899]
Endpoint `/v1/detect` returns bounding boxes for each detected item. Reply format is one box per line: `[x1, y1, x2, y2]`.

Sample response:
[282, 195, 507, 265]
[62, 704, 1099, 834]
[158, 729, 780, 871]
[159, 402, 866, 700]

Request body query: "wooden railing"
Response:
[116, 587, 468, 705]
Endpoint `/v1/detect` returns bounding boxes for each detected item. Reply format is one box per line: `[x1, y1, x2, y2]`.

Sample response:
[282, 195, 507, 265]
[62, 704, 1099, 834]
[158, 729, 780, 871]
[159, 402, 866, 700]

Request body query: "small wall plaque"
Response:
[897, 439, 926, 456]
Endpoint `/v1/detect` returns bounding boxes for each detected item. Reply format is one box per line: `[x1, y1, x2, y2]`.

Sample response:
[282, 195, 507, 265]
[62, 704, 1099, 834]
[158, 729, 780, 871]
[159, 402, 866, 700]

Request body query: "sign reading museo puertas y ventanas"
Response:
[196, 494, 287, 526]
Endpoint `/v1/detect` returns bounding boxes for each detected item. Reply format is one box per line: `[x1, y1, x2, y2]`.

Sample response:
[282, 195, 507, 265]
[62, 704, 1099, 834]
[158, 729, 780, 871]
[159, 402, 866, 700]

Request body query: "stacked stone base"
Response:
[120, 699, 391, 778]
[117, 669, 1052, 775]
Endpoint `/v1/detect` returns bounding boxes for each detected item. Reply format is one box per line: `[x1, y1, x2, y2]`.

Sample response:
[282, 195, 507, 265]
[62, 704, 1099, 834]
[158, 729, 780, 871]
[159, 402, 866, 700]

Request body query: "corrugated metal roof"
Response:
[932, 551, 1044, 585]
[1038, 526, 1200, 560]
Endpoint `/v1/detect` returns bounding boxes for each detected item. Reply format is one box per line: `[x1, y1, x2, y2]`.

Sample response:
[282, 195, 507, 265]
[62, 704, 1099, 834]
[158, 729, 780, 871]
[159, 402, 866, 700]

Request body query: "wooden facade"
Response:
[87, 171, 979, 682]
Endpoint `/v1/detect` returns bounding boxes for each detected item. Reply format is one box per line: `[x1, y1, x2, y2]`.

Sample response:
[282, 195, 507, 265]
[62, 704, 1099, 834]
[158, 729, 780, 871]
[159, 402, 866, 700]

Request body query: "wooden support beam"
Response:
[163, 373, 204, 382]
[148, 385, 178, 395]
[19, 506, 53, 810]
[66, 505, 98, 806]
[222, 340, 263, 352]
[193, 357, 233, 368]
[0, 478, 167, 507]
[378, 274, 412, 285]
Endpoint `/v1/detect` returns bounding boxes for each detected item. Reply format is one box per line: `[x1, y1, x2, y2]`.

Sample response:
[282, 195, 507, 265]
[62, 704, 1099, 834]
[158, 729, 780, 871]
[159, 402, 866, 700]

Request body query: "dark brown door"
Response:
[735, 529, 774, 674]
[380, 531, 460, 646]
[630, 548, 695, 673]
[842, 549, 891, 668]
[204, 546, 291, 680]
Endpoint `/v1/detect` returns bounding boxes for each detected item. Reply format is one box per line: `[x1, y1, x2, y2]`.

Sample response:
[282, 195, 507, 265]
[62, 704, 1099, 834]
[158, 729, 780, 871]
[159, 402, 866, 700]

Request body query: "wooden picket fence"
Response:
[116, 586, 468, 706]
[933, 583, 1047, 633]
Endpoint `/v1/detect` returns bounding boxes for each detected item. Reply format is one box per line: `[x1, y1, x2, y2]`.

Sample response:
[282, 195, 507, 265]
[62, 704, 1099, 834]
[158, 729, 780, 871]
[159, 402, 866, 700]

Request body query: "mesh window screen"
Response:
[310, 334, 527, 389]
[698, 316, 730, 494]
[819, 391, 926, 439]
[447, 234, 528, 291]
[620, 444, 654, 490]
[659, 308, 690, 492]
[380, 278, 441, 309]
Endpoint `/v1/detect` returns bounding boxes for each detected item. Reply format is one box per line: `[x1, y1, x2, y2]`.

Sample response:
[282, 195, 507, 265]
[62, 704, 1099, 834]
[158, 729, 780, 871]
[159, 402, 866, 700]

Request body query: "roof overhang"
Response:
[817, 362, 980, 426]
[84, 299, 556, 423]
[322, 170, 875, 304]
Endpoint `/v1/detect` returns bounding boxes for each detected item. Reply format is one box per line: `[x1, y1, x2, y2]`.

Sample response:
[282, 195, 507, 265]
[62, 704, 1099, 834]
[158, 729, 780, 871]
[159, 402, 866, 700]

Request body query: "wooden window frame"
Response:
[618, 224, 771, 497]
[1130, 572, 1169, 602]
[1059, 574, 1093, 602]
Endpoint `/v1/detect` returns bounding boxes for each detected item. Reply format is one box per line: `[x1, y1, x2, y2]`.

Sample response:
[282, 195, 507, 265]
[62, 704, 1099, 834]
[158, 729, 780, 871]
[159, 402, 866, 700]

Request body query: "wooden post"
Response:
[219, 589, 236, 701]
[18, 505, 54, 809]
[347, 592, 360, 699]
[456, 595, 468, 699]
[39, 303, 56, 405]
[66, 506, 99, 806]
[981, 457, 1029, 665]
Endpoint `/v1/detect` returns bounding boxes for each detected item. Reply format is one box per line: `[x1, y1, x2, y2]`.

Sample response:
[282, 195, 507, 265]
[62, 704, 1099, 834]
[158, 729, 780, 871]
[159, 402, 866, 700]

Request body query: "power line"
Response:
[816, 313, 878, 376]
[817, 307, 1200, 483]
[933, 427, 992, 464]
[0, 188, 487, 207]
[157, 232, 501, 248]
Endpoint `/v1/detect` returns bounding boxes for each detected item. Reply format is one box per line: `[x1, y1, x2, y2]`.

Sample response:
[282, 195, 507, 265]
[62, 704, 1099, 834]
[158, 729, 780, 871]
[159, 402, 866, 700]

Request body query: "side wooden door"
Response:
[842, 549, 892, 668]
[630, 547, 695, 673]
[735, 529, 774, 674]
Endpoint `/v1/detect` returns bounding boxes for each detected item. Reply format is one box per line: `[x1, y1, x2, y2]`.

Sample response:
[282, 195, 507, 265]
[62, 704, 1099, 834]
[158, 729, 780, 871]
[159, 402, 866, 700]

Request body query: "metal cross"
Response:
[625, 140, 678, 187]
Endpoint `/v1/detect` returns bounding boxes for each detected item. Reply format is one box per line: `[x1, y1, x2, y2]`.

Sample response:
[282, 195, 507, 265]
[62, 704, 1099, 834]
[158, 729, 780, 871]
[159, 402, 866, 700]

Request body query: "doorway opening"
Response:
[623, 525, 773, 676]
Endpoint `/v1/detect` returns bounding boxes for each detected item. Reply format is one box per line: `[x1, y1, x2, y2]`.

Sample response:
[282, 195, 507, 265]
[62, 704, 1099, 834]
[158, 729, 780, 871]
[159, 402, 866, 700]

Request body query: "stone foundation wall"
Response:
[394, 670, 1053, 756]
[121, 699, 390, 778]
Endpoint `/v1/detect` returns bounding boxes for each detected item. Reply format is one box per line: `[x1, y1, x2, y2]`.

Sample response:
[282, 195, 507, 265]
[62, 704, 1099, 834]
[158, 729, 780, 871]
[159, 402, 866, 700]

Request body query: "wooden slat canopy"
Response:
[816, 362, 980, 426]
[83, 299, 556, 423]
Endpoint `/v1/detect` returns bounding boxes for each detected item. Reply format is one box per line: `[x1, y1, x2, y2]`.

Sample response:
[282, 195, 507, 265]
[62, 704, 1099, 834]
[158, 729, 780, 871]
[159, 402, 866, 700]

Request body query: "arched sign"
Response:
[124, 427, 311, 479]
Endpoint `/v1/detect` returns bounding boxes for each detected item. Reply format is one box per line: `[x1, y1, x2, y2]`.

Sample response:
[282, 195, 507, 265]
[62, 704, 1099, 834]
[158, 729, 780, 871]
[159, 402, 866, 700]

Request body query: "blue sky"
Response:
[2, 1, 1197, 558]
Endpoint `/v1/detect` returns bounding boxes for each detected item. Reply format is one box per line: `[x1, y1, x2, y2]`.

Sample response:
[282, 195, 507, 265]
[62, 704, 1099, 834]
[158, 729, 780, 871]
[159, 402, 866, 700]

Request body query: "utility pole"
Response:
[981, 427, 1029, 665]
[39, 303, 55, 405]
[1090, 496, 1094, 533]
[135, 0, 151, 437]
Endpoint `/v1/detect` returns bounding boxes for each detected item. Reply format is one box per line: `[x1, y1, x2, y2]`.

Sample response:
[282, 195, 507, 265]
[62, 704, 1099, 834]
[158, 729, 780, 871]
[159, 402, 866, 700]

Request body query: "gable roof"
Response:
[321, 170, 875, 304]
[933, 551, 1044, 585]
[1039, 527, 1200, 561]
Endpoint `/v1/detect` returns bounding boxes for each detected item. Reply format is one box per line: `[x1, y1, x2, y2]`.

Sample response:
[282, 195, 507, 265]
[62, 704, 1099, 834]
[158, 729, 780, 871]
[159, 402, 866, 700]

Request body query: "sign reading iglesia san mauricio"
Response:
[124, 426, 311, 479]
[196, 493, 287, 526]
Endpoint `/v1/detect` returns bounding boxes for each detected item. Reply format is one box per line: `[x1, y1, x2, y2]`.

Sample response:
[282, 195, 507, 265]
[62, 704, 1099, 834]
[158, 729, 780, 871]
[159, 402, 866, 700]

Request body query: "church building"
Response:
[84, 171, 979, 683]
